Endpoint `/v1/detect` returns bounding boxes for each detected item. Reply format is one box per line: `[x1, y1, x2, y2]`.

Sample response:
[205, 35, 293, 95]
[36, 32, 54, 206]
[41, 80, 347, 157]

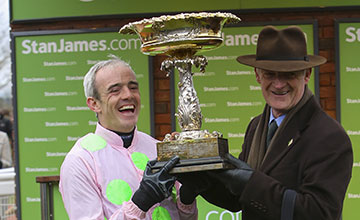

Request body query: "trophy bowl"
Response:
[120, 12, 241, 173]
[119, 12, 240, 58]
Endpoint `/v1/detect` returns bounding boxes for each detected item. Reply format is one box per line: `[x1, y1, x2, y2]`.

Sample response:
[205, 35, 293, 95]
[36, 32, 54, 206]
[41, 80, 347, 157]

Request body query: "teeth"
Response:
[119, 105, 134, 111]
[274, 91, 287, 95]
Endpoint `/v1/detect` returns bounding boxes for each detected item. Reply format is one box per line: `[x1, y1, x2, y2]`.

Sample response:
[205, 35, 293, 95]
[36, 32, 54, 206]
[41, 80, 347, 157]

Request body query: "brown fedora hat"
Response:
[236, 25, 327, 72]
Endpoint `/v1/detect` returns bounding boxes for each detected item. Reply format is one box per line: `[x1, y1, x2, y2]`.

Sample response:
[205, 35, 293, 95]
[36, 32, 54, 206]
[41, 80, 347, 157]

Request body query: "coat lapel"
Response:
[259, 97, 319, 173]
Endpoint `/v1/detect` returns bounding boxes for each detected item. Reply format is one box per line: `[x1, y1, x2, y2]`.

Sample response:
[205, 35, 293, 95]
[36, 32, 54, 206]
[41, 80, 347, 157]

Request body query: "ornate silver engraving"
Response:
[119, 12, 240, 141]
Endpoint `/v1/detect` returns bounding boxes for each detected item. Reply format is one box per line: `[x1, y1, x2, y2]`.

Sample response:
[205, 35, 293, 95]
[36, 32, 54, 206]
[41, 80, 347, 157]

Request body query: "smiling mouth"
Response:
[119, 105, 135, 113]
[272, 91, 288, 95]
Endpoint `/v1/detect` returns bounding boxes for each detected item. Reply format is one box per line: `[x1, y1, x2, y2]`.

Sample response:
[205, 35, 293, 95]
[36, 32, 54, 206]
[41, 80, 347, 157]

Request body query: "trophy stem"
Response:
[176, 57, 202, 132]
[161, 55, 209, 133]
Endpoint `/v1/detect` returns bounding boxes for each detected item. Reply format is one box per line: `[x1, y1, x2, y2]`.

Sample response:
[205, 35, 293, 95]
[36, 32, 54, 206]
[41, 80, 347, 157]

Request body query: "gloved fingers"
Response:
[144, 159, 159, 175]
[225, 153, 253, 170]
[147, 159, 158, 167]
[180, 185, 197, 205]
[187, 171, 213, 185]
[224, 153, 242, 167]
[159, 176, 177, 198]
[198, 172, 214, 189]
[206, 170, 224, 181]
[144, 160, 156, 176]
[164, 175, 177, 185]
[161, 155, 180, 173]
[165, 176, 177, 188]
[174, 172, 194, 184]
[181, 172, 213, 194]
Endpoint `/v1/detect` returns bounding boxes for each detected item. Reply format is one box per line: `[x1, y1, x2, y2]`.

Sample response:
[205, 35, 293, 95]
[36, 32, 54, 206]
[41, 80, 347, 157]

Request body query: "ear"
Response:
[304, 68, 312, 84]
[254, 68, 261, 84]
[87, 97, 101, 113]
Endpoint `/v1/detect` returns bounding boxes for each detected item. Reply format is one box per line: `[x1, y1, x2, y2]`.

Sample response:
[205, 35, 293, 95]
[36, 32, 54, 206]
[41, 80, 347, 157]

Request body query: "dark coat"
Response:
[202, 96, 353, 220]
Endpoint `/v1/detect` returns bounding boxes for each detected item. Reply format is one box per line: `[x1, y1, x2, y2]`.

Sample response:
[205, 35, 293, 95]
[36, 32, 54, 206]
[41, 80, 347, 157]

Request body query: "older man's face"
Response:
[255, 68, 311, 118]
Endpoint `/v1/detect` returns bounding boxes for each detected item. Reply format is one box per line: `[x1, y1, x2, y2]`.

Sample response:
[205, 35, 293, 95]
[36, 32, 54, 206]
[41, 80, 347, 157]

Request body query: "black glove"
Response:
[132, 156, 180, 212]
[207, 153, 253, 196]
[176, 171, 213, 205]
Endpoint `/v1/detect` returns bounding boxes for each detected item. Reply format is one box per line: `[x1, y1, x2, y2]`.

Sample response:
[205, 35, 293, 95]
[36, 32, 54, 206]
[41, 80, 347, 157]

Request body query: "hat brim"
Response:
[236, 55, 327, 72]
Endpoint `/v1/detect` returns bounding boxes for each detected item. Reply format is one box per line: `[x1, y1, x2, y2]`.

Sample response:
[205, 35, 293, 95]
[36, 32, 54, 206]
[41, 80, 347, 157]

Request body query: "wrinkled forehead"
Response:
[95, 64, 137, 88]
[99, 63, 136, 79]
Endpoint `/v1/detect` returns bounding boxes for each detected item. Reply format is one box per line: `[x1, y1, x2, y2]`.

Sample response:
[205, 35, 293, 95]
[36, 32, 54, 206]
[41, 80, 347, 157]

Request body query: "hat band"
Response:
[256, 55, 309, 62]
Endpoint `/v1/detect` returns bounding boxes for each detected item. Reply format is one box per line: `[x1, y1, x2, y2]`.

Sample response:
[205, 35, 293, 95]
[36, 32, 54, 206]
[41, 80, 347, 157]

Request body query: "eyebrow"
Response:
[128, 81, 139, 87]
[107, 80, 139, 92]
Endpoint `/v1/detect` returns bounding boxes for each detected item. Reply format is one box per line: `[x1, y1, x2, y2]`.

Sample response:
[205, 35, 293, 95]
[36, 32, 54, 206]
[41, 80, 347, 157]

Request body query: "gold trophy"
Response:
[119, 12, 241, 173]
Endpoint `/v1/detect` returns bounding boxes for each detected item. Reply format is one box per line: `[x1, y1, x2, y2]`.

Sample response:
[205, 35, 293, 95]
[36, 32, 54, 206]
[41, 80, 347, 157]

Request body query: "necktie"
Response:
[266, 119, 278, 148]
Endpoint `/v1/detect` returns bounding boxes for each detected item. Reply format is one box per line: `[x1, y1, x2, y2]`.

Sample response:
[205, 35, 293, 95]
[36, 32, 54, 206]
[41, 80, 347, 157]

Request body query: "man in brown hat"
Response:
[177, 25, 353, 220]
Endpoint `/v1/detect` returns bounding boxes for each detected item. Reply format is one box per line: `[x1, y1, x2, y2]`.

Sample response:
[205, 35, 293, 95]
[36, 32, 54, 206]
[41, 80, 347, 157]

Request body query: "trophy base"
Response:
[152, 156, 233, 173]
[152, 137, 231, 173]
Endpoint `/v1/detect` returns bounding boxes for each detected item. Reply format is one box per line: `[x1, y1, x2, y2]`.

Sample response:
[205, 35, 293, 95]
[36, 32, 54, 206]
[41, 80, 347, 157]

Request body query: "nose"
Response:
[120, 86, 133, 99]
[272, 76, 287, 88]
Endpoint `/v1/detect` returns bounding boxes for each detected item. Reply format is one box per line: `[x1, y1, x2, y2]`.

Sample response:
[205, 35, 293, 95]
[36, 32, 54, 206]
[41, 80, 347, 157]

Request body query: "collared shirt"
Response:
[269, 108, 286, 127]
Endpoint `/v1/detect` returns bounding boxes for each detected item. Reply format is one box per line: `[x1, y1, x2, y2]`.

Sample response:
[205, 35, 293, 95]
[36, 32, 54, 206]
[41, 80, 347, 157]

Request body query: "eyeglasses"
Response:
[258, 69, 306, 80]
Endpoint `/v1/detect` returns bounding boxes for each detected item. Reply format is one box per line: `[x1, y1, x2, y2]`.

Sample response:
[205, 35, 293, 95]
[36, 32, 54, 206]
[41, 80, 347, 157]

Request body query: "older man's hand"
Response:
[207, 154, 254, 196]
